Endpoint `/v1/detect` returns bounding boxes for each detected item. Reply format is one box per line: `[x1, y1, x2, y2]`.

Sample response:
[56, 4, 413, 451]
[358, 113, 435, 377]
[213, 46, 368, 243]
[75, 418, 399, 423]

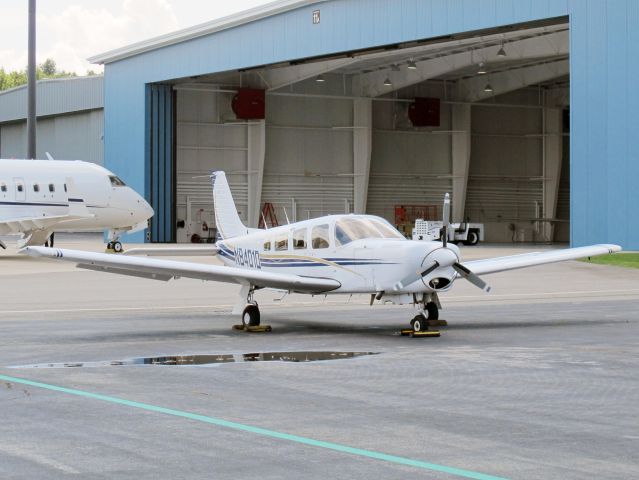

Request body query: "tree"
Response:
[0, 58, 82, 92]
[40, 58, 56, 76]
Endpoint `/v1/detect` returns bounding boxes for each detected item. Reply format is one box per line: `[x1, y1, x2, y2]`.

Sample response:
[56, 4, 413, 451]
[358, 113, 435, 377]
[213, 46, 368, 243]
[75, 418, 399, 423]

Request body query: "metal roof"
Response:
[88, 0, 325, 65]
[0, 75, 103, 123]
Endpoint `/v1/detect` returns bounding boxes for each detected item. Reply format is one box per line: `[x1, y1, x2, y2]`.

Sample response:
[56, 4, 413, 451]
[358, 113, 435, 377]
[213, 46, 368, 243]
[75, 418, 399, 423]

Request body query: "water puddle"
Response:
[10, 351, 378, 368]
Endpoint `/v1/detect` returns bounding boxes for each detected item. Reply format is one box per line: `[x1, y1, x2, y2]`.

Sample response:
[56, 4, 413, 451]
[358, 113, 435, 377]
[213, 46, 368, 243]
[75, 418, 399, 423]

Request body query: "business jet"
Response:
[23, 171, 621, 333]
[0, 158, 153, 251]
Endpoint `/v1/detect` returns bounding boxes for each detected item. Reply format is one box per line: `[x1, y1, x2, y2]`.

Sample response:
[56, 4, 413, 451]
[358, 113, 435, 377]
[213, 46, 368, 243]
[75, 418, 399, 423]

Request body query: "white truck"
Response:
[412, 219, 484, 245]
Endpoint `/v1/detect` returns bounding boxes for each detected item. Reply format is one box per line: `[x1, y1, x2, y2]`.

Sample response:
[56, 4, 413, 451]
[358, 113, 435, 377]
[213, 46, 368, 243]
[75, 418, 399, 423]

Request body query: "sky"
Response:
[0, 0, 275, 74]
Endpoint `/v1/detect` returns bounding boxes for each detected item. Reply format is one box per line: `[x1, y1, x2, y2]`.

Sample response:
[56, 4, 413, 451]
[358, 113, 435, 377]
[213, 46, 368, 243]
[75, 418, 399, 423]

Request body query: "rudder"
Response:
[211, 171, 248, 239]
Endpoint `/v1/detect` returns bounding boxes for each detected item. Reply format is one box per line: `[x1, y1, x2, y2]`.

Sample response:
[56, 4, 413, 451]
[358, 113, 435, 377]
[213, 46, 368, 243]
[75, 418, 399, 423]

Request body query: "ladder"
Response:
[258, 202, 279, 229]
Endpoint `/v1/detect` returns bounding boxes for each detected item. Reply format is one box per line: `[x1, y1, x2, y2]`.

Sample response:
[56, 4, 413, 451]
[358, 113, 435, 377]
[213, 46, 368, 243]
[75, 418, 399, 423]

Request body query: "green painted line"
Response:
[0, 373, 508, 480]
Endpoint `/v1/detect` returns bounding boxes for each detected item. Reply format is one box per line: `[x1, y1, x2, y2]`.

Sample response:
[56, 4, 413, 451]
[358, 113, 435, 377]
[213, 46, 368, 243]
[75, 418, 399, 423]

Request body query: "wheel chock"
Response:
[232, 324, 272, 333]
[428, 319, 448, 327]
[400, 329, 440, 338]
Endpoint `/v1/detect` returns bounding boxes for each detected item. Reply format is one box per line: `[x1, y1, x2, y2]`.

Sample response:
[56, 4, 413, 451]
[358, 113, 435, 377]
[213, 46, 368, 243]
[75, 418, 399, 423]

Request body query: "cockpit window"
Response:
[335, 217, 404, 246]
[109, 175, 126, 187]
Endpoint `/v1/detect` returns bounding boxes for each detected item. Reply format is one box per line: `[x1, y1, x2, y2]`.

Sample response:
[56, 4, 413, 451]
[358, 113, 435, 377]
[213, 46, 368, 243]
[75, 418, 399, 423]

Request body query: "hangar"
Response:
[89, 0, 639, 248]
[0, 76, 104, 164]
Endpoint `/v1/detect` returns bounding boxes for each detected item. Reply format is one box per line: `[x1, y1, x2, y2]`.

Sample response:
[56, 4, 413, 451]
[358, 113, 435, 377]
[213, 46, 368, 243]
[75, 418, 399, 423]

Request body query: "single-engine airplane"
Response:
[23, 171, 621, 333]
[0, 158, 153, 251]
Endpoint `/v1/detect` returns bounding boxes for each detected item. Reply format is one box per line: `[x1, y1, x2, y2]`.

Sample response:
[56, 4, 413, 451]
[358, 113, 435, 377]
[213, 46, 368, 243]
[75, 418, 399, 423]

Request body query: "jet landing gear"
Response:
[106, 241, 123, 253]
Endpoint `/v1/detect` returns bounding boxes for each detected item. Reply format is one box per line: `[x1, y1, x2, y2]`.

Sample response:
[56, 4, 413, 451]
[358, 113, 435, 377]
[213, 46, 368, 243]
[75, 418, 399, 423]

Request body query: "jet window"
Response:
[311, 224, 330, 249]
[0, 183, 6, 192]
[64, 184, 67, 192]
[263, 240, 271, 251]
[17, 184, 23, 192]
[293, 228, 307, 249]
[49, 183, 55, 192]
[109, 175, 126, 187]
[275, 235, 288, 251]
[33, 183, 40, 192]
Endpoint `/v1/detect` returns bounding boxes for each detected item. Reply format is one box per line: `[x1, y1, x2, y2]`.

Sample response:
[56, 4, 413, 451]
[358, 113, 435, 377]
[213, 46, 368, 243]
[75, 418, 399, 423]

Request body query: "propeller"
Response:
[393, 193, 491, 293]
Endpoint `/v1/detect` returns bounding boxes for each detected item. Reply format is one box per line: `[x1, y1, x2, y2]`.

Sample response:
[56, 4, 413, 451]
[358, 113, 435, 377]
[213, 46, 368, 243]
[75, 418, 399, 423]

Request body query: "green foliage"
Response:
[0, 58, 79, 91]
[581, 252, 639, 269]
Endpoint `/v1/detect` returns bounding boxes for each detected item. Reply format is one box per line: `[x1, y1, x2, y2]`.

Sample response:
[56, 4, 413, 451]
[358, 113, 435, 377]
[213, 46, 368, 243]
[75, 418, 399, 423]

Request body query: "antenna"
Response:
[283, 206, 290, 225]
[261, 212, 269, 229]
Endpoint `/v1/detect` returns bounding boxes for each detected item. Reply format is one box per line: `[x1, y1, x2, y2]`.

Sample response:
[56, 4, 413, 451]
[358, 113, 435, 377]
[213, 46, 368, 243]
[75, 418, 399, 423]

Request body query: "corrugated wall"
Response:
[104, 0, 639, 248]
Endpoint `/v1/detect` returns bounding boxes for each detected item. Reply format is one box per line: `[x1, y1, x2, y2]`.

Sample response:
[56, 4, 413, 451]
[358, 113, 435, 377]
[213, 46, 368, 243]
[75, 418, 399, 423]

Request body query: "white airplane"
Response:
[0, 158, 154, 251]
[23, 171, 621, 333]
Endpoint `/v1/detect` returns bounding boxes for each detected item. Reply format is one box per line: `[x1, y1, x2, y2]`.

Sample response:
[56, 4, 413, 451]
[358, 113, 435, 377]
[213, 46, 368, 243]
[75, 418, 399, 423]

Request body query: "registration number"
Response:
[235, 247, 261, 269]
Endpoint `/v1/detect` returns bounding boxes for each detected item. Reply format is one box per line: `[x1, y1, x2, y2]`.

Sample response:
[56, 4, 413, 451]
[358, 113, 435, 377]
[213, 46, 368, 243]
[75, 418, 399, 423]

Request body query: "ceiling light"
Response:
[391, 64, 400, 72]
[407, 60, 417, 70]
[477, 62, 487, 74]
[484, 83, 493, 93]
[315, 74, 326, 82]
[383, 77, 393, 87]
[497, 42, 507, 57]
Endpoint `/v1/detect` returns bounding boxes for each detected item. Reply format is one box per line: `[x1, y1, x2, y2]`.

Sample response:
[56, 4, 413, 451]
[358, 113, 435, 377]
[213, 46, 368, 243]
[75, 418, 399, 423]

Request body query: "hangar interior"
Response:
[148, 19, 569, 244]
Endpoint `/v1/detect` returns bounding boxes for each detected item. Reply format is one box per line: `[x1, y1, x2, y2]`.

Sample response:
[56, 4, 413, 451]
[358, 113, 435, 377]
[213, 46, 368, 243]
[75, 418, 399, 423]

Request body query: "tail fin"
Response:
[211, 171, 248, 239]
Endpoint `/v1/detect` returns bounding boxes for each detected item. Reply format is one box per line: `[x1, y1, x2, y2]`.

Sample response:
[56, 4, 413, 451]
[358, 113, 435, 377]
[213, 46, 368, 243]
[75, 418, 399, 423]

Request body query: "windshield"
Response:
[109, 175, 126, 187]
[335, 217, 404, 245]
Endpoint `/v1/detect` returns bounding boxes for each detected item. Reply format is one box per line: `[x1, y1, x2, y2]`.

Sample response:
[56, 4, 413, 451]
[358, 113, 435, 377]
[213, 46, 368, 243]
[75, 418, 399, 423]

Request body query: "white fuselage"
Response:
[0, 159, 153, 233]
[217, 214, 461, 296]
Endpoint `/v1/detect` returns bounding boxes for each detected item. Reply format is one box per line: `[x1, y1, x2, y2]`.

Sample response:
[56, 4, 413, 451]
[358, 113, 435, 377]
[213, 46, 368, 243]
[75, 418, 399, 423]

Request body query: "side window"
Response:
[33, 183, 40, 192]
[275, 235, 288, 251]
[263, 240, 271, 251]
[49, 183, 55, 192]
[293, 228, 307, 249]
[0, 183, 6, 192]
[311, 224, 330, 249]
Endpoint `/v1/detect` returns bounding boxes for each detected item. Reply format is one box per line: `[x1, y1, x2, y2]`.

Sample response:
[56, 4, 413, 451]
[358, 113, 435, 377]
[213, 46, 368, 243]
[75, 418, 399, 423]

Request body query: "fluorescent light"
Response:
[383, 77, 392, 87]
[484, 83, 493, 93]
[477, 62, 487, 75]
[316, 74, 325, 82]
[407, 60, 417, 70]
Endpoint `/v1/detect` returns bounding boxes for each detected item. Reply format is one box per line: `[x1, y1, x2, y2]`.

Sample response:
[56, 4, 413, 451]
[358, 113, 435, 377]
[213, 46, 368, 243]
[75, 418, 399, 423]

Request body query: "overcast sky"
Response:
[0, 0, 275, 74]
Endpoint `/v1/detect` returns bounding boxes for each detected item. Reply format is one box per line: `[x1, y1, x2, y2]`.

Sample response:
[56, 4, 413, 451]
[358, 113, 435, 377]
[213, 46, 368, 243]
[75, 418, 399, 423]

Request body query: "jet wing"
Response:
[463, 244, 621, 276]
[22, 247, 341, 294]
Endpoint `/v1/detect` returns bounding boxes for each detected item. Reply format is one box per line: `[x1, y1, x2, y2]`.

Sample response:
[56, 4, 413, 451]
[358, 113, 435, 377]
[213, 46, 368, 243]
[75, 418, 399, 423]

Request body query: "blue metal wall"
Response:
[145, 84, 175, 242]
[103, 0, 639, 248]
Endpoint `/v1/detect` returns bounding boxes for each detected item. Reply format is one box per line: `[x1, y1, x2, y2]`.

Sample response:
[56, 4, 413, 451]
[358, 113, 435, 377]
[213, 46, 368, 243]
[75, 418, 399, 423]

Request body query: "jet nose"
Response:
[140, 197, 154, 220]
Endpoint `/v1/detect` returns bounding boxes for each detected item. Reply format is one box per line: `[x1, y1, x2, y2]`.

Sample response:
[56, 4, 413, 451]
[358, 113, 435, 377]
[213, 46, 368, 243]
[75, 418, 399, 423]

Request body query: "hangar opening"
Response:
[144, 18, 569, 245]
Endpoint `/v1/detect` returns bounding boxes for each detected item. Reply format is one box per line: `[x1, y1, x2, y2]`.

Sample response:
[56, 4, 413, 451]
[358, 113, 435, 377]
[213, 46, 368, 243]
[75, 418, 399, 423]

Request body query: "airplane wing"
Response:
[123, 246, 219, 256]
[463, 244, 621, 276]
[22, 246, 340, 294]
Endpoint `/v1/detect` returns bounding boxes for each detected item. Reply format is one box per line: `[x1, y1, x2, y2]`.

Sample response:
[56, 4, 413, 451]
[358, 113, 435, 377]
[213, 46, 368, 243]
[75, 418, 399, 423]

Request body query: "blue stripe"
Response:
[0, 373, 508, 480]
[0, 201, 103, 208]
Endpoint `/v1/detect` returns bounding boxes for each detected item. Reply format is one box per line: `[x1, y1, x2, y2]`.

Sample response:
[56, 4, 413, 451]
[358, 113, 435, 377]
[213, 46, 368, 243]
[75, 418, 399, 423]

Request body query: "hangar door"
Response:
[145, 83, 176, 242]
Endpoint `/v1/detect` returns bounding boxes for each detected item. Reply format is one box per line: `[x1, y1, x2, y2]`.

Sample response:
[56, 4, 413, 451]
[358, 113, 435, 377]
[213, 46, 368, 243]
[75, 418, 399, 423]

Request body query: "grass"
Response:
[580, 252, 639, 269]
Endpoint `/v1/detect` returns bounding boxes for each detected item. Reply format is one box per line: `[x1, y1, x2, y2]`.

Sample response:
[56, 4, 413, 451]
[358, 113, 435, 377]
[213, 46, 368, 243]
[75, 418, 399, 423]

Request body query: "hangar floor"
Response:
[0, 235, 638, 479]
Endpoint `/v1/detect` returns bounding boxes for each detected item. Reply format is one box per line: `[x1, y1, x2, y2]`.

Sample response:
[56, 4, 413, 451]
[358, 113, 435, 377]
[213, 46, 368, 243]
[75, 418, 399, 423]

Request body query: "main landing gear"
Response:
[233, 287, 272, 332]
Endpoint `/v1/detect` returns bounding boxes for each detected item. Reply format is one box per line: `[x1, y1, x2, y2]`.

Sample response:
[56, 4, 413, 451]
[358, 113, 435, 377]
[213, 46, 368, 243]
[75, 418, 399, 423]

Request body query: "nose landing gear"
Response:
[106, 241, 123, 253]
[402, 294, 443, 337]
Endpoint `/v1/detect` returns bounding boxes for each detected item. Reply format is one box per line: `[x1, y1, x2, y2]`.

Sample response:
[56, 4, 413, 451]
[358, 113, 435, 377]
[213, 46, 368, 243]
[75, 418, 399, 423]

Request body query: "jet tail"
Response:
[211, 171, 248, 239]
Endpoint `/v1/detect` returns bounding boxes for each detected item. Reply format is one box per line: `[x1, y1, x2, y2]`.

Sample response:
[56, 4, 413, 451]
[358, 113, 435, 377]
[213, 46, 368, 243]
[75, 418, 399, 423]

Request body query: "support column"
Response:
[353, 98, 372, 214]
[247, 119, 265, 228]
[543, 108, 563, 242]
[451, 104, 471, 222]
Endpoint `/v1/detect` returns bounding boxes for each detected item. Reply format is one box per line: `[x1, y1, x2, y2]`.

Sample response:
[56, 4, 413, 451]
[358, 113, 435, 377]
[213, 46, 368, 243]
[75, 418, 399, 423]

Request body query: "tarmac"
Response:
[1, 234, 638, 479]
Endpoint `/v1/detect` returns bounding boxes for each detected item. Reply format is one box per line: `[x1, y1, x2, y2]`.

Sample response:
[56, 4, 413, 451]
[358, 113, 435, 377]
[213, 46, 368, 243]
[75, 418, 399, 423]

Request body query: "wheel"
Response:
[464, 230, 479, 246]
[426, 302, 439, 320]
[242, 304, 260, 327]
[112, 241, 123, 253]
[410, 315, 426, 333]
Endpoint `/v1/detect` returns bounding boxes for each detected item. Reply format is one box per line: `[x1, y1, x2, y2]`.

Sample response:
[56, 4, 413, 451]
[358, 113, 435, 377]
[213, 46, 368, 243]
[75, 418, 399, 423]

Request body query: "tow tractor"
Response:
[412, 219, 484, 245]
